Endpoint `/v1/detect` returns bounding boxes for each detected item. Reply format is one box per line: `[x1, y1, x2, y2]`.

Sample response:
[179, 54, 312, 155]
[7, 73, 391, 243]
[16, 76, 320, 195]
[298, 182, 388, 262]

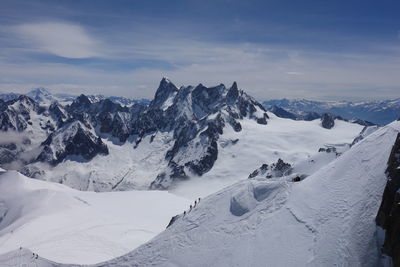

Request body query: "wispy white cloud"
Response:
[0, 21, 399, 101]
[1, 41, 400, 101]
[14, 22, 99, 58]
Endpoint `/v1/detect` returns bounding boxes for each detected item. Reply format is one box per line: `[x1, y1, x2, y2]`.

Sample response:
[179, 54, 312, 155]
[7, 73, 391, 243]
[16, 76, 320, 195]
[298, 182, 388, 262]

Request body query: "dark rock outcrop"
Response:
[149, 77, 179, 110]
[166, 215, 180, 228]
[351, 125, 380, 147]
[36, 121, 108, 165]
[248, 159, 292, 179]
[267, 105, 298, 120]
[318, 146, 337, 153]
[0, 95, 39, 132]
[321, 113, 335, 129]
[376, 133, 400, 266]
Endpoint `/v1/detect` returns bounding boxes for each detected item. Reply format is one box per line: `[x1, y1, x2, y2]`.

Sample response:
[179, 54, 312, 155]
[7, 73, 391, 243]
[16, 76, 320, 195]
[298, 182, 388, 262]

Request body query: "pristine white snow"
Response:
[88, 121, 400, 267]
[0, 171, 191, 264]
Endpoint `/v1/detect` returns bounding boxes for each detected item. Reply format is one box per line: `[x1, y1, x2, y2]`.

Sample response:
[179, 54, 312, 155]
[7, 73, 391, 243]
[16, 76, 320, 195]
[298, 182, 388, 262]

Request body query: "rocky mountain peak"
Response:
[149, 78, 179, 110]
[226, 82, 239, 103]
[26, 88, 55, 104]
[14, 95, 37, 107]
[69, 94, 92, 111]
[231, 81, 238, 91]
[27, 87, 51, 96]
[36, 121, 108, 165]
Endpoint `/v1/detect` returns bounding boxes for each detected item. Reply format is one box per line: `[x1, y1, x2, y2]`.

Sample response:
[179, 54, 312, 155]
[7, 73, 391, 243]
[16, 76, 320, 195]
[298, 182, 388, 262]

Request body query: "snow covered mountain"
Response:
[26, 88, 58, 105]
[1, 79, 367, 192]
[263, 98, 400, 125]
[266, 105, 375, 127]
[0, 88, 149, 107]
[1, 119, 399, 267]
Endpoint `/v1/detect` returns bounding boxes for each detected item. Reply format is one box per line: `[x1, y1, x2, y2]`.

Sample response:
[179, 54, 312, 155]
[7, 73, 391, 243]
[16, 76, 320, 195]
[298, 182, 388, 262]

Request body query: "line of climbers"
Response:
[167, 197, 201, 228]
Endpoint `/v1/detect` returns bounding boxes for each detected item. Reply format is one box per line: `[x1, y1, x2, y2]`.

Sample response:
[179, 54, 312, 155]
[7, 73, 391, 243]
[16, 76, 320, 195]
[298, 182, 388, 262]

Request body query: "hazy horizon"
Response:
[2, 80, 400, 103]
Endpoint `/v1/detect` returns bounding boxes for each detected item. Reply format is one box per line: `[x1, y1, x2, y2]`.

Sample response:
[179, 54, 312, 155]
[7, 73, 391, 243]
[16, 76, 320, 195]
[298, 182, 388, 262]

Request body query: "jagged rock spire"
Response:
[149, 78, 179, 110]
[227, 81, 239, 103]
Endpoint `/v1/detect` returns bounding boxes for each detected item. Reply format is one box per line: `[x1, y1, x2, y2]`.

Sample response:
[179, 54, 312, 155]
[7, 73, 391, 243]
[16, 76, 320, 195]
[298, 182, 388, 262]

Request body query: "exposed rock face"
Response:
[376, 133, 400, 266]
[318, 146, 337, 153]
[0, 147, 17, 165]
[149, 78, 179, 110]
[0, 95, 39, 131]
[302, 112, 321, 121]
[351, 125, 380, 147]
[66, 95, 141, 142]
[321, 113, 335, 129]
[36, 121, 109, 165]
[248, 159, 292, 179]
[267, 105, 298, 120]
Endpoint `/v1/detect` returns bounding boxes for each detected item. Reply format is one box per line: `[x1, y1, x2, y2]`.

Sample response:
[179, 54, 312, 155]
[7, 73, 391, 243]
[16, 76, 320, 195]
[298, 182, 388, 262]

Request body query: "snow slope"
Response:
[172, 112, 363, 198]
[0, 171, 191, 264]
[90, 121, 400, 267]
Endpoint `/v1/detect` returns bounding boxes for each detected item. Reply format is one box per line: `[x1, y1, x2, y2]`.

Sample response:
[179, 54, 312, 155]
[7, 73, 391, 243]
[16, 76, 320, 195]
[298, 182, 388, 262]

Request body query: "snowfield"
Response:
[0, 121, 397, 266]
[27, 111, 363, 196]
[0, 170, 191, 264]
[92, 121, 399, 267]
[172, 113, 363, 198]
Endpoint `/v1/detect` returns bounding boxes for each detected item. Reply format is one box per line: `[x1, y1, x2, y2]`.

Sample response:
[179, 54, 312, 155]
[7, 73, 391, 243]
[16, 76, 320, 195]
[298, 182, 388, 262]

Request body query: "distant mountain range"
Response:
[0, 79, 367, 191]
[2, 88, 399, 126]
[0, 87, 150, 107]
[263, 98, 400, 125]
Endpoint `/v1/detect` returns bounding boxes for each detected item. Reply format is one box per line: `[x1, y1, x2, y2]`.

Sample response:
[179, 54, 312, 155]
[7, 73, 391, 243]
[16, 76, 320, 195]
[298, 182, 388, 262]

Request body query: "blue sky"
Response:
[0, 0, 399, 100]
